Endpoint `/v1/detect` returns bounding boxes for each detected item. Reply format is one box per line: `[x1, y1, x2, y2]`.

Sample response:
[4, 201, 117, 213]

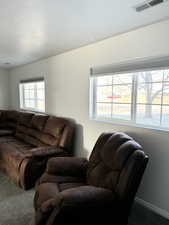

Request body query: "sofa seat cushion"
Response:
[0, 129, 14, 137]
[0, 137, 33, 153]
[0, 138, 33, 167]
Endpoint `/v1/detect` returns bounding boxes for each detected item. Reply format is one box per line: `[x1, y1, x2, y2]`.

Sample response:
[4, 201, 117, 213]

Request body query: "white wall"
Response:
[0, 68, 9, 109]
[9, 19, 169, 215]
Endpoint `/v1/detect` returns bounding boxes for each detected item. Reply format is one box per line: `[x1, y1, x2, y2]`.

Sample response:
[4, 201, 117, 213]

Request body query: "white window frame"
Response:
[90, 56, 169, 132]
[19, 78, 45, 113]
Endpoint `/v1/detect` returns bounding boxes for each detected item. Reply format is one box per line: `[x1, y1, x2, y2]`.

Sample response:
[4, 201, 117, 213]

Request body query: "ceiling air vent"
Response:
[135, 3, 150, 11]
[134, 0, 168, 12]
[149, 0, 163, 6]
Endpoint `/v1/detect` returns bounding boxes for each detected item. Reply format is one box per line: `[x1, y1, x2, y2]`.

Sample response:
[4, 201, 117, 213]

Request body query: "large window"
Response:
[90, 57, 169, 130]
[19, 78, 45, 112]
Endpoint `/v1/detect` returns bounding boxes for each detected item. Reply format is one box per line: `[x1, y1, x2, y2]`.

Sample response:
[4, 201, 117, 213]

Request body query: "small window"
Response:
[19, 78, 45, 112]
[90, 57, 169, 131]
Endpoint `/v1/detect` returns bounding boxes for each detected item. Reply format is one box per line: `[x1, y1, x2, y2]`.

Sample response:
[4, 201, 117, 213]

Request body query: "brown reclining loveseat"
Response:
[0, 110, 75, 190]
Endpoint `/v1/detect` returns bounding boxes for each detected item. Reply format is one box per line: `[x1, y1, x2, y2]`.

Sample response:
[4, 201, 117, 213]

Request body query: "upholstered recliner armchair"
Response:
[34, 132, 149, 225]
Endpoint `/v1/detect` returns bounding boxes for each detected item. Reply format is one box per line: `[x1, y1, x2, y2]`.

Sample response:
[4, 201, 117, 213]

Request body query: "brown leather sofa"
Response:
[34, 132, 149, 225]
[0, 110, 75, 190]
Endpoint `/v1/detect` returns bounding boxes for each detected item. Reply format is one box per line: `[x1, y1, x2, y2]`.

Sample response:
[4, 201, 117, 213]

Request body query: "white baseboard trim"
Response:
[135, 197, 169, 220]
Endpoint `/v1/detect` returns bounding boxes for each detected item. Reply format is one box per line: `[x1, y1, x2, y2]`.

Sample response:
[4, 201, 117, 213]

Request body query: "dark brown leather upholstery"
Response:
[0, 109, 75, 189]
[34, 132, 149, 225]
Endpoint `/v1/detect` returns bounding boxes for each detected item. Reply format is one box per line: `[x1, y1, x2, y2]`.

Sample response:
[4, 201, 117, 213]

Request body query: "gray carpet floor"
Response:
[0, 172, 34, 225]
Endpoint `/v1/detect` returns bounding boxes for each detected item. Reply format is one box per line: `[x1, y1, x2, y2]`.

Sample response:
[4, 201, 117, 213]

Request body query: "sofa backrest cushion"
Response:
[0, 111, 5, 128]
[24, 116, 74, 148]
[15, 112, 34, 141]
[30, 114, 48, 131]
[0, 110, 19, 129]
[24, 114, 50, 147]
[38, 116, 67, 146]
[43, 116, 65, 137]
[5, 110, 19, 122]
[87, 132, 148, 205]
[0, 110, 7, 124]
[18, 112, 34, 127]
[15, 114, 72, 148]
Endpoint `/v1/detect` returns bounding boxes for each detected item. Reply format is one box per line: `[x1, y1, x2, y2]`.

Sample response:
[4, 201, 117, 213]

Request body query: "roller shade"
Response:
[90, 55, 169, 77]
[20, 77, 44, 84]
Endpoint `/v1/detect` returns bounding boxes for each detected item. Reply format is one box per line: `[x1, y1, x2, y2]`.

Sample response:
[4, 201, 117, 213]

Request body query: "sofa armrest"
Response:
[24, 146, 68, 159]
[46, 157, 89, 177]
[20, 147, 70, 189]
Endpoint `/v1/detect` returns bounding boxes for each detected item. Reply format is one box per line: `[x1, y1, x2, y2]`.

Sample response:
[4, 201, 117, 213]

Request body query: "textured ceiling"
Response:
[0, 0, 169, 69]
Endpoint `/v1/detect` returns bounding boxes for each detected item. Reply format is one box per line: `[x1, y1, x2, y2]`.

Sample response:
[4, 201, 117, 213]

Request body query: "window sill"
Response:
[90, 117, 169, 134]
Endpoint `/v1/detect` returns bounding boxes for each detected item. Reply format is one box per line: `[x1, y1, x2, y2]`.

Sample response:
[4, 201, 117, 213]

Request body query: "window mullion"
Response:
[160, 72, 165, 126]
[111, 76, 113, 118]
[23, 84, 26, 109]
[93, 78, 97, 118]
[35, 83, 38, 109]
[131, 73, 138, 122]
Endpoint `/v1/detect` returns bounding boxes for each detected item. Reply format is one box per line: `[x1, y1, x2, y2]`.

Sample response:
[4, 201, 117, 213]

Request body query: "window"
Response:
[90, 57, 169, 130]
[19, 78, 45, 112]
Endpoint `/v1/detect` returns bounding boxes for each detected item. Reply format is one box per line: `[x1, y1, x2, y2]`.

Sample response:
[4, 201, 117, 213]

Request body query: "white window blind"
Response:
[91, 56, 169, 76]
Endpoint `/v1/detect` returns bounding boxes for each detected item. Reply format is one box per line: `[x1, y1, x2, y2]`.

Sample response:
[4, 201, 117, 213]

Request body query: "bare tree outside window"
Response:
[137, 70, 169, 118]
